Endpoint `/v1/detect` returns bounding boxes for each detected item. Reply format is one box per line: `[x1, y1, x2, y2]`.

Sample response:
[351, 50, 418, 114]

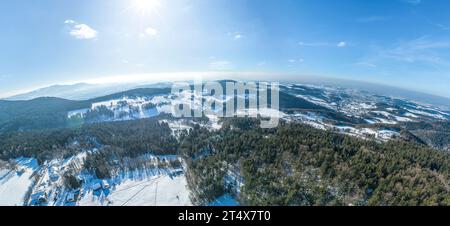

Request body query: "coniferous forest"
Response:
[0, 117, 448, 206]
[180, 118, 449, 206]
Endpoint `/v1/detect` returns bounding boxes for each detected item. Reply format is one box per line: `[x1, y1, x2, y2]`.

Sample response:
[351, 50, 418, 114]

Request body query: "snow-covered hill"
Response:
[64, 81, 450, 143]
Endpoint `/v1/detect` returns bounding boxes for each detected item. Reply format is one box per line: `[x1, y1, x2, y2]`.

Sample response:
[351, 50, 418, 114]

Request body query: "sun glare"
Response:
[130, 0, 161, 16]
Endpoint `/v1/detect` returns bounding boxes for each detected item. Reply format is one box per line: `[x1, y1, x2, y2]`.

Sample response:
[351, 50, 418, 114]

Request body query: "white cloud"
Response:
[64, 19, 76, 24]
[257, 61, 267, 66]
[355, 61, 377, 68]
[0, 74, 12, 80]
[209, 61, 233, 70]
[298, 41, 330, 47]
[401, 0, 421, 5]
[299, 41, 347, 48]
[65, 20, 98, 40]
[357, 36, 450, 68]
[380, 37, 450, 64]
[234, 34, 243, 40]
[288, 59, 304, 63]
[145, 27, 158, 37]
[434, 23, 450, 31]
[70, 24, 98, 39]
[337, 42, 347, 48]
[229, 31, 244, 41]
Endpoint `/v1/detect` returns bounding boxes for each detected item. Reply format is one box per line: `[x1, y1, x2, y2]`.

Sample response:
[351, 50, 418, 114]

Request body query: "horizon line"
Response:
[2, 71, 450, 101]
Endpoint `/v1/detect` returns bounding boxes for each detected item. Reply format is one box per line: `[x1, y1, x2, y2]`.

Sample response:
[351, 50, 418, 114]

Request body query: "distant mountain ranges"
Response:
[1, 80, 450, 151]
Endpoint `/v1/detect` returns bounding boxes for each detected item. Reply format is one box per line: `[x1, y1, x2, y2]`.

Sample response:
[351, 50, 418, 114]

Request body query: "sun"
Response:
[130, 0, 161, 16]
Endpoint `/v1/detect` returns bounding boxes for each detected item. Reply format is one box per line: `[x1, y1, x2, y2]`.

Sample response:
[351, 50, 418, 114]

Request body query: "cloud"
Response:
[381, 37, 450, 64]
[65, 20, 98, 39]
[403, 0, 421, 4]
[337, 42, 347, 48]
[209, 61, 233, 70]
[288, 59, 304, 63]
[0, 74, 12, 80]
[357, 36, 450, 68]
[401, 0, 421, 5]
[64, 19, 76, 24]
[298, 41, 330, 47]
[229, 32, 244, 40]
[299, 41, 347, 48]
[433, 23, 450, 31]
[139, 27, 158, 39]
[70, 24, 98, 39]
[355, 61, 377, 68]
[145, 27, 158, 37]
[234, 34, 243, 40]
[257, 61, 267, 66]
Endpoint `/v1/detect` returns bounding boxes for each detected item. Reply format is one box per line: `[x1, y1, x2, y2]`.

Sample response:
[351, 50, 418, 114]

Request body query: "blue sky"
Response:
[1, 0, 450, 98]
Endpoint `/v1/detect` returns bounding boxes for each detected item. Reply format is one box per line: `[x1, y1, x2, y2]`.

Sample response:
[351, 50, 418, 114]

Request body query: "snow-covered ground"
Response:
[78, 174, 191, 206]
[44, 153, 193, 206]
[287, 112, 400, 141]
[68, 96, 165, 122]
[0, 151, 194, 206]
[0, 158, 39, 206]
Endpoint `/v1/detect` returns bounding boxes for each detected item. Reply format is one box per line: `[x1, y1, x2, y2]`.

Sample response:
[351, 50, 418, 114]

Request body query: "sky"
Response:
[1, 0, 450, 98]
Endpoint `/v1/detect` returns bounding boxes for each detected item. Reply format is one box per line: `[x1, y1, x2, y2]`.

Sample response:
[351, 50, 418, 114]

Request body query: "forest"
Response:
[0, 116, 448, 206]
[0, 88, 171, 133]
[0, 117, 178, 164]
[180, 118, 450, 206]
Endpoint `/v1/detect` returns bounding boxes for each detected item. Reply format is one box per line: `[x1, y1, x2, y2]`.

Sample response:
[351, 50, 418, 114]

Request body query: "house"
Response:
[49, 173, 59, 182]
[91, 183, 102, 191]
[49, 166, 60, 182]
[76, 175, 84, 183]
[66, 193, 76, 202]
[169, 169, 184, 178]
[30, 191, 48, 205]
[102, 180, 110, 189]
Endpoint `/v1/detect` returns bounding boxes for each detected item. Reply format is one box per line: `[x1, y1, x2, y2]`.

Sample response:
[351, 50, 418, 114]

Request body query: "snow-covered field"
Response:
[0, 158, 39, 206]
[68, 96, 165, 122]
[0, 152, 194, 206]
[78, 174, 191, 206]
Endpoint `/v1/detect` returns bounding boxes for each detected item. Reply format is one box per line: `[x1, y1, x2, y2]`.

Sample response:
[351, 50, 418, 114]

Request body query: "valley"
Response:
[0, 81, 449, 206]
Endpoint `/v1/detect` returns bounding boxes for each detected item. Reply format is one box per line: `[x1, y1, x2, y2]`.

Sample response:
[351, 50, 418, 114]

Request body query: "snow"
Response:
[160, 119, 193, 137]
[406, 109, 447, 120]
[292, 112, 321, 121]
[78, 173, 191, 206]
[304, 121, 327, 130]
[404, 112, 419, 118]
[364, 119, 376, 124]
[0, 158, 39, 206]
[68, 108, 90, 118]
[296, 94, 336, 110]
[393, 115, 413, 122]
[204, 114, 222, 130]
[0, 169, 9, 179]
[374, 117, 397, 125]
[76, 96, 163, 122]
[372, 111, 392, 118]
[27, 152, 87, 206]
[20, 151, 192, 206]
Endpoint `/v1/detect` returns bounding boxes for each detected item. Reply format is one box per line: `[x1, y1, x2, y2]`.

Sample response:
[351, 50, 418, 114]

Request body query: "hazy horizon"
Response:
[4, 72, 450, 111]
